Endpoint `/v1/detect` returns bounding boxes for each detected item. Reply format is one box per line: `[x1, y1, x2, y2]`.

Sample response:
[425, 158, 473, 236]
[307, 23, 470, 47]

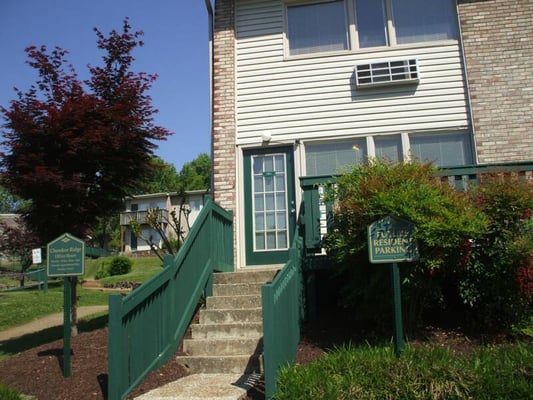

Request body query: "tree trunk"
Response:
[70, 277, 78, 337]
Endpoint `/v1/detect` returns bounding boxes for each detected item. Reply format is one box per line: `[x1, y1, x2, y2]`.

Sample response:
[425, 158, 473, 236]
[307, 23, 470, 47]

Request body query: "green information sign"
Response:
[47, 233, 85, 276]
[368, 216, 419, 264]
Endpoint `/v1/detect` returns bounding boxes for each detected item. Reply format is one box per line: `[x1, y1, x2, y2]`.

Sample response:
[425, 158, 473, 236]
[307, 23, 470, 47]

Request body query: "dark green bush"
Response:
[94, 261, 110, 280]
[108, 255, 132, 276]
[325, 160, 487, 330]
[326, 161, 532, 332]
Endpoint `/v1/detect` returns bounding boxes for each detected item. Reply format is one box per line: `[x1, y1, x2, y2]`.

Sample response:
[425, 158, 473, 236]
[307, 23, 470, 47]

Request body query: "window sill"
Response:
[283, 39, 459, 62]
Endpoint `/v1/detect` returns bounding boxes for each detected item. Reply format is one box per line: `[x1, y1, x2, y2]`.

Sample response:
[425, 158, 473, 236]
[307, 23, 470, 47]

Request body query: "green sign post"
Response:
[47, 233, 85, 378]
[368, 216, 418, 357]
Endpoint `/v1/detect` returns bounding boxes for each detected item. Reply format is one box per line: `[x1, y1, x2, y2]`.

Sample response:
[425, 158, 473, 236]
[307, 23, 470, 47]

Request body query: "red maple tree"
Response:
[0, 18, 171, 244]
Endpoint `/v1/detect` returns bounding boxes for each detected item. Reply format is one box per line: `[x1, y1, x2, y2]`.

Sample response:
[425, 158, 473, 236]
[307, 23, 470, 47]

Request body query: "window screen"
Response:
[355, 0, 387, 48]
[287, 0, 348, 56]
[306, 139, 367, 175]
[375, 135, 402, 162]
[410, 133, 473, 167]
[391, 0, 457, 44]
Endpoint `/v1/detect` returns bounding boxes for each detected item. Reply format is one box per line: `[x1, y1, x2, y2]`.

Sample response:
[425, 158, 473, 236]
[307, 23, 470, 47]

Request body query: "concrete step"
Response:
[199, 308, 262, 324]
[213, 282, 263, 297]
[213, 270, 277, 284]
[182, 337, 262, 356]
[176, 354, 262, 375]
[190, 322, 262, 339]
[206, 294, 261, 310]
[133, 374, 262, 400]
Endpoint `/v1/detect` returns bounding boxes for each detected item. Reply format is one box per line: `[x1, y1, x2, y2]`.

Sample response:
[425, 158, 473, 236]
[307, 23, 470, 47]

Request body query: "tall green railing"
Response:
[107, 197, 233, 400]
[262, 235, 305, 399]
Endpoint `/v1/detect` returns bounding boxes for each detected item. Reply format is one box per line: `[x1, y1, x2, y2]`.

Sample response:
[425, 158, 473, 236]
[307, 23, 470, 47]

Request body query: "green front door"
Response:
[244, 147, 296, 265]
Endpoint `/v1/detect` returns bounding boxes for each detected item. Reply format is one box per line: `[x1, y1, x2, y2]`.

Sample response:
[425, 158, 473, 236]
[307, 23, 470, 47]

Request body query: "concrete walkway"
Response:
[134, 373, 262, 400]
[0, 305, 108, 342]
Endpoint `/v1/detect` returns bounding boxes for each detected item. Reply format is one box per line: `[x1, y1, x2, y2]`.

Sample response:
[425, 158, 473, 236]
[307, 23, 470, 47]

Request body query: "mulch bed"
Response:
[0, 328, 190, 400]
[0, 307, 526, 400]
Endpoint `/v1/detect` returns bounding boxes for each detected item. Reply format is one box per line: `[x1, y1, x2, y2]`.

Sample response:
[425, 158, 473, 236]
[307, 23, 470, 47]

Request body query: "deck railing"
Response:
[301, 162, 533, 252]
[119, 209, 170, 225]
[107, 197, 233, 400]
[262, 234, 305, 399]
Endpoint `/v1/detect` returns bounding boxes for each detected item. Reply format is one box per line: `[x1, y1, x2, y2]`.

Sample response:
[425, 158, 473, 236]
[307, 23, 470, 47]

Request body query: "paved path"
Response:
[0, 305, 108, 342]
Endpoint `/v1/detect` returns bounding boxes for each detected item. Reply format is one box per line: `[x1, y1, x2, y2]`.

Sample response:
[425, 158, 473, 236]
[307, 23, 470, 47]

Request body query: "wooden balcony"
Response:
[120, 209, 169, 226]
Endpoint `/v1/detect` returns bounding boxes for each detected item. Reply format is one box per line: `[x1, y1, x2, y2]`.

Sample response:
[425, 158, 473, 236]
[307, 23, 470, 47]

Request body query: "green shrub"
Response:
[94, 261, 110, 280]
[275, 343, 533, 400]
[108, 256, 132, 276]
[325, 160, 487, 330]
[0, 384, 22, 400]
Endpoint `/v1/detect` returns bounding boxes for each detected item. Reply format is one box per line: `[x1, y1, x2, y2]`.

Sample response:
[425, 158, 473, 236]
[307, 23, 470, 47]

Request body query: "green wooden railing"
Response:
[301, 162, 533, 252]
[107, 197, 233, 400]
[262, 235, 305, 399]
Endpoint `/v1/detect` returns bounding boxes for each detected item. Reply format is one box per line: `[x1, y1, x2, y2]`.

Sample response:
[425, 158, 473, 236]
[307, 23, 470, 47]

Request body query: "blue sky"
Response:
[0, 0, 211, 171]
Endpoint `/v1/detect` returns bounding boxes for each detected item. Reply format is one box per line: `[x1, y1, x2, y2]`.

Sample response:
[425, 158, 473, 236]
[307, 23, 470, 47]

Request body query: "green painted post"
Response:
[390, 263, 404, 357]
[63, 276, 72, 377]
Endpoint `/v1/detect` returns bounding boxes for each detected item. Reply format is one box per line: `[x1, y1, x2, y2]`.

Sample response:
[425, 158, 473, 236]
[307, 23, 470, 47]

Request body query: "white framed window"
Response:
[409, 132, 473, 167]
[355, 0, 457, 48]
[374, 135, 402, 162]
[304, 132, 473, 176]
[305, 139, 367, 175]
[285, 0, 457, 56]
[286, 0, 349, 56]
[188, 199, 202, 211]
[355, 0, 387, 48]
[391, 0, 457, 45]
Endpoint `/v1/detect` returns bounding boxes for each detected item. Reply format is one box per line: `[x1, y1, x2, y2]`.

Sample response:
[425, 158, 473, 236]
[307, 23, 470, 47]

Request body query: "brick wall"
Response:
[458, 0, 533, 164]
[212, 0, 236, 212]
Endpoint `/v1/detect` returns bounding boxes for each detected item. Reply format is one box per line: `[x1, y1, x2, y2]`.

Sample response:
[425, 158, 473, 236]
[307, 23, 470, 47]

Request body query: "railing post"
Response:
[108, 293, 124, 400]
[262, 283, 276, 399]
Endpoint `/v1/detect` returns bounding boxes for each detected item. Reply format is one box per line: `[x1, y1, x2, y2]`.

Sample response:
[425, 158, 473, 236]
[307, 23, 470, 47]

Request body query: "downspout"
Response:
[455, 0, 479, 165]
[204, 0, 215, 193]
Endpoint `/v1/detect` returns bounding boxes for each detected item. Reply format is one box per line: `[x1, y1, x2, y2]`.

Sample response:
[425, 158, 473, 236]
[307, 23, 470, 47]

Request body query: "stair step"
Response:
[191, 322, 262, 339]
[206, 294, 261, 310]
[176, 354, 262, 374]
[199, 308, 262, 324]
[182, 337, 262, 356]
[213, 270, 278, 284]
[213, 282, 263, 296]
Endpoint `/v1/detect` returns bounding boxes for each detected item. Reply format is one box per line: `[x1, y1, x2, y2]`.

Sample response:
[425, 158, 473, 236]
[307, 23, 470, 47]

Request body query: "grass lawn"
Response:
[0, 283, 110, 332]
[0, 255, 162, 333]
[84, 255, 162, 284]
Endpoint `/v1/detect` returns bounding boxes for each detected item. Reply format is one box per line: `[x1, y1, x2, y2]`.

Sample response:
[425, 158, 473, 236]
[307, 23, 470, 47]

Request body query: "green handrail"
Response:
[107, 197, 233, 400]
[262, 234, 304, 399]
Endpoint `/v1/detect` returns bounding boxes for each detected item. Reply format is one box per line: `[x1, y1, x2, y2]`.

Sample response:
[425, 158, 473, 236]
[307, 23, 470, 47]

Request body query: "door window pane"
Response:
[287, 0, 348, 56]
[306, 139, 367, 176]
[409, 132, 473, 167]
[251, 153, 290, 252]
[392, 0, 457, 44]
[255, 233, 265, 250]
[375, 135, 402, 162]
[355, 0, 387, 48]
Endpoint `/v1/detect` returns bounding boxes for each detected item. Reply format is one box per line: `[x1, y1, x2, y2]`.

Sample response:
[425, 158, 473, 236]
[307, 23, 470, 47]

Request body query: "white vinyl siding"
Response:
[235, 0, 470, 147]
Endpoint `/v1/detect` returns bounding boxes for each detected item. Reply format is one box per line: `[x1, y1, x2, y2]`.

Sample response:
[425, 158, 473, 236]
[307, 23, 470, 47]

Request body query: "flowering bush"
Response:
[459, 175, 533, 330]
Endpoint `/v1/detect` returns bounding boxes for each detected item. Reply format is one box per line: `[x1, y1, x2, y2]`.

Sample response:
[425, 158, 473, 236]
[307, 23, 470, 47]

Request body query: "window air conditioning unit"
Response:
[355, 59, 419, 88]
